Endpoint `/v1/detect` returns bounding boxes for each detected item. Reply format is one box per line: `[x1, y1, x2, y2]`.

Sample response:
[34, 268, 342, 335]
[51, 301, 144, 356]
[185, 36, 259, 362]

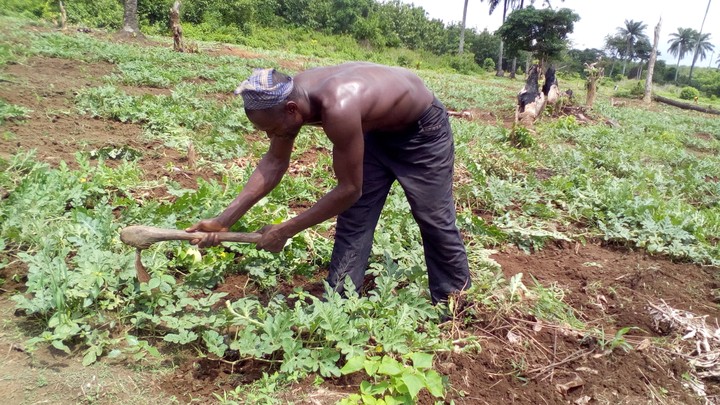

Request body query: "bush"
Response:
[482, 57, 495, 72]
[679, 86, 700, 100]
[630, 81, 644, 97]
[447, 53, 479, 74]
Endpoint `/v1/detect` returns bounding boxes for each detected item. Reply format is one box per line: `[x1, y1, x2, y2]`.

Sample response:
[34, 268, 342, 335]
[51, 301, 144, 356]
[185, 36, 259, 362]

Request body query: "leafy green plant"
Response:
[0, 99, 30, 124]
[679, 86, 700, 100]
[339, 353, 446, 404]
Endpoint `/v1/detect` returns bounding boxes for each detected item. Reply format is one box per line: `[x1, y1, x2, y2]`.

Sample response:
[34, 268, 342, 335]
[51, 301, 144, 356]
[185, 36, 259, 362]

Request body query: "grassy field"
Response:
[1, 16, 720, 405]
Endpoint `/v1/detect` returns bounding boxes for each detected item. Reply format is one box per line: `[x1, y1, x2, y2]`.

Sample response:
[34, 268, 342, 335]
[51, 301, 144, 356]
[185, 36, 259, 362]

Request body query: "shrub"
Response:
[482, 57, 495, 72]
[679, 86, 700, 100]
[447, 53, 479, 75]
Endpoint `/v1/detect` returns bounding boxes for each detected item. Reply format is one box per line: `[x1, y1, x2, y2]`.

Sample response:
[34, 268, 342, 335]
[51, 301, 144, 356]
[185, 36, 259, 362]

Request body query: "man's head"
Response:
[236, 68, 303, 139]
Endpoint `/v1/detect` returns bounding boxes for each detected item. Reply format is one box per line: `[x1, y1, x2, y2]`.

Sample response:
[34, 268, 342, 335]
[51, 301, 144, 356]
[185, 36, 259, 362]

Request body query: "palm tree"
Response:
[667, 28, 696, 82]
[604, 34, 626, 77]
[689, 0, 712, 81]
[485, 0, 511, 76]
[617, 19, 648, 77]
[689, 32, 715, 72]
[459, 0, 470, 54]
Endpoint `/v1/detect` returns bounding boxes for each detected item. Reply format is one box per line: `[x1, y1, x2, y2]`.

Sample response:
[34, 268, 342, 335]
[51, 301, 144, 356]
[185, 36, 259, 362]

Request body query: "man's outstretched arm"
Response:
[187, 134, 295, 246]
[255, 112, 364, 252]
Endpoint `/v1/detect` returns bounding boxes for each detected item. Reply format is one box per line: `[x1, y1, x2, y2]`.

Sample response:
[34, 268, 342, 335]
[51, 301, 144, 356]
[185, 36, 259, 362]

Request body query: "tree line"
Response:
[7, 0, 719, 97]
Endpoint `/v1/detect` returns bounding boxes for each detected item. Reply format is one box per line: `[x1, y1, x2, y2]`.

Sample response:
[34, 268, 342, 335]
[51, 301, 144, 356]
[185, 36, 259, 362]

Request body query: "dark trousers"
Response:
[327, 97, 471, 304]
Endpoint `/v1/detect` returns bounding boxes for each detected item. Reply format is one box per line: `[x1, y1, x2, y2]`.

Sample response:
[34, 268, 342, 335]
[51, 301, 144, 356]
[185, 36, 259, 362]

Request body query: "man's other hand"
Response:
[256, 224, 291, 253]
[186, 218, 228, 247]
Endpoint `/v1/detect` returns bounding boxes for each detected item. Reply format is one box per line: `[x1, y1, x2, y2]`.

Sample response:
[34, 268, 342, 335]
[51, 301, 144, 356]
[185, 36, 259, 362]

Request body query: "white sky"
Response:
[399, 0, 719, 66]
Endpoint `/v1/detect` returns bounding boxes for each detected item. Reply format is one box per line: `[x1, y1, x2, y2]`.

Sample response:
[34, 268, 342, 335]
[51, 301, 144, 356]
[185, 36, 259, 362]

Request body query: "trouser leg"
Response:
[389, 101, 471, 303]
[327, 138, 394, 295]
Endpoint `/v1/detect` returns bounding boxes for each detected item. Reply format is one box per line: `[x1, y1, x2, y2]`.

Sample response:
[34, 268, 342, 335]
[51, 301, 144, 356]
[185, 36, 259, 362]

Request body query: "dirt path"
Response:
[0, 296, 177, 405]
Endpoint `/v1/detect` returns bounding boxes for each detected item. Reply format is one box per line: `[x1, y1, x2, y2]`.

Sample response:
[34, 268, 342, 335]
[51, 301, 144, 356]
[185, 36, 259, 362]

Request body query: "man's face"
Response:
[246, 104, 301, 139]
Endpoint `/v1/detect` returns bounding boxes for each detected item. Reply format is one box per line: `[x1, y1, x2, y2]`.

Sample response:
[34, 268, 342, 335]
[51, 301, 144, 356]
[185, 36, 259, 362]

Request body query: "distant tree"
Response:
[689, 32, 716, 78]
[688, 0, 712, 81]
[459, 0, 469, 54]
[604, 34, 627, 77]
[563, 48, 604, 77]
[466, 28, 501, 65]
[484, 0, 512, 76]
[496, 6, 579, 71]
[717, 52, 720, 69]
[633, 38, 652, 80]
[668, 28, 697, 82]
[616, 19, 648, 76]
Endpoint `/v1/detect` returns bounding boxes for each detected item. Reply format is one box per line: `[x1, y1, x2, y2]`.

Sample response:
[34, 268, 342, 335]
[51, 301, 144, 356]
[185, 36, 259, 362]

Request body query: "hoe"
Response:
[120, 225, 261, 282]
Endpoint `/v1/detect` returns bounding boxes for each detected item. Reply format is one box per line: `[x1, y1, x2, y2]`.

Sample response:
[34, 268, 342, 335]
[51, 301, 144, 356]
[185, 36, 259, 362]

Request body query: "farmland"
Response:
[1, 16, 720, 405]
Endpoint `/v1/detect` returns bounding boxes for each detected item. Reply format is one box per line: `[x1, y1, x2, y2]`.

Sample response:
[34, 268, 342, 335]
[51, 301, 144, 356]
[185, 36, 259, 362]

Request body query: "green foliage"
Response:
[339, 353, 445, 404]
[65, 0, 124, 29]
[496, 6, 580, 64]
[221, 265, 442, 381]
[482, 57, 496, 72]
[507, 126, 536, 149]
[448, 53, 479, 74]
[679, 86, 700, 100]
[0, 99, 30, 124]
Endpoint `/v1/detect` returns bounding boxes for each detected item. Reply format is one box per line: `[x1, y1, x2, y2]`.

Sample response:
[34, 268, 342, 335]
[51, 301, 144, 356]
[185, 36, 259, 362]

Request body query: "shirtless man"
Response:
[188, 62, 470, 303]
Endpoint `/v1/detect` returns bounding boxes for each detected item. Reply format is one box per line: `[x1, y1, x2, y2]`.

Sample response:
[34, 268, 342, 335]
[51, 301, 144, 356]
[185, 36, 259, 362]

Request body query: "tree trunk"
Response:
[496, 41, 505, 76]
[674, 54, 681, 82]
[510, 57, 517, 79]
[586, 79, 597, 108]
[458, 0, 469, 54]
[496, 0, 509, 77]
[654, 95, 720, 114]
[170, 1, 184, 52]
[585, 62, 604, 108]
[644, 18, 661, 104]
[119, 0, 143, 38]
[688, 0, 712, 82]
[58, 0, 67, 30]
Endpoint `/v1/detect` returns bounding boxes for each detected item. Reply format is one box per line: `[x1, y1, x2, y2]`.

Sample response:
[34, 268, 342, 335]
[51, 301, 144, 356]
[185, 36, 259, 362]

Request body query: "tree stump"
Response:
[170, 1, 184, 52]
[58, 0, 67, 30]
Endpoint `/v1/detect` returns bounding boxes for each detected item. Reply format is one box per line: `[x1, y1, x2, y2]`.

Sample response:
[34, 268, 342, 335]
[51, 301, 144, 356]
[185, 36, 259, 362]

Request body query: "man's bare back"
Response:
[296, 62, 434, 133]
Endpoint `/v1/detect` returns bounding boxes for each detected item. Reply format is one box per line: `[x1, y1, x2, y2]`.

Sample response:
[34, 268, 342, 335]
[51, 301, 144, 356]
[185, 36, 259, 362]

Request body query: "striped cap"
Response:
[234, 68, 294, 110]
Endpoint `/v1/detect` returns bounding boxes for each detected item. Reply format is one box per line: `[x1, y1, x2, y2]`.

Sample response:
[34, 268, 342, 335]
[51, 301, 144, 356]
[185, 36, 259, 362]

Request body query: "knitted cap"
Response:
[234, 68, 294, 110]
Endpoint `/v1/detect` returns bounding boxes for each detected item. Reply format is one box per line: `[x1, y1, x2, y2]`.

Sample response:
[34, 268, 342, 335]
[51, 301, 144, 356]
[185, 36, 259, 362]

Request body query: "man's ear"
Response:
[285, 101, 298, 115]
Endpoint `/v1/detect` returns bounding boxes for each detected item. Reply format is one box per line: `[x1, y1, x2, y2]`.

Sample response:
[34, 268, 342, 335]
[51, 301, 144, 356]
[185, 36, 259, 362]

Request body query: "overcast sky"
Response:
[398, 0, 719, 66]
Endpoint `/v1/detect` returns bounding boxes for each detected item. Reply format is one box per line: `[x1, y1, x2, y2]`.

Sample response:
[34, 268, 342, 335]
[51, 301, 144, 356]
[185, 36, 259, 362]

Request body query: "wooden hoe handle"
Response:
[120, 225, 262, 249]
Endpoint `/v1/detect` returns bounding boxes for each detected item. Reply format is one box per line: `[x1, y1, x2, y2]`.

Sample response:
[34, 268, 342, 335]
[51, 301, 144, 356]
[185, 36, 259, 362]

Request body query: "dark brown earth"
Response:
[1, 41, 719, 405]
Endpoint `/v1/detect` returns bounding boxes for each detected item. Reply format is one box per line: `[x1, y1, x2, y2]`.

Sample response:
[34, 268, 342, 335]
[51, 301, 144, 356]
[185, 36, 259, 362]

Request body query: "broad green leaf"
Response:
[409, 352, 433, 370]
[364, 357, 381, 376]
[361, 394, 378, 404]
[378, 356, 403, 376]
[340, 355, 366, 375]
[51, 340, 71, 354]
[148, 278, 161, 289]
[364, 381, 389, 396]
[424, 370, 445, 397]
[384, 395, 400, 405]
[401, 372, 424, 399]
[82, 350, 97, 366]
